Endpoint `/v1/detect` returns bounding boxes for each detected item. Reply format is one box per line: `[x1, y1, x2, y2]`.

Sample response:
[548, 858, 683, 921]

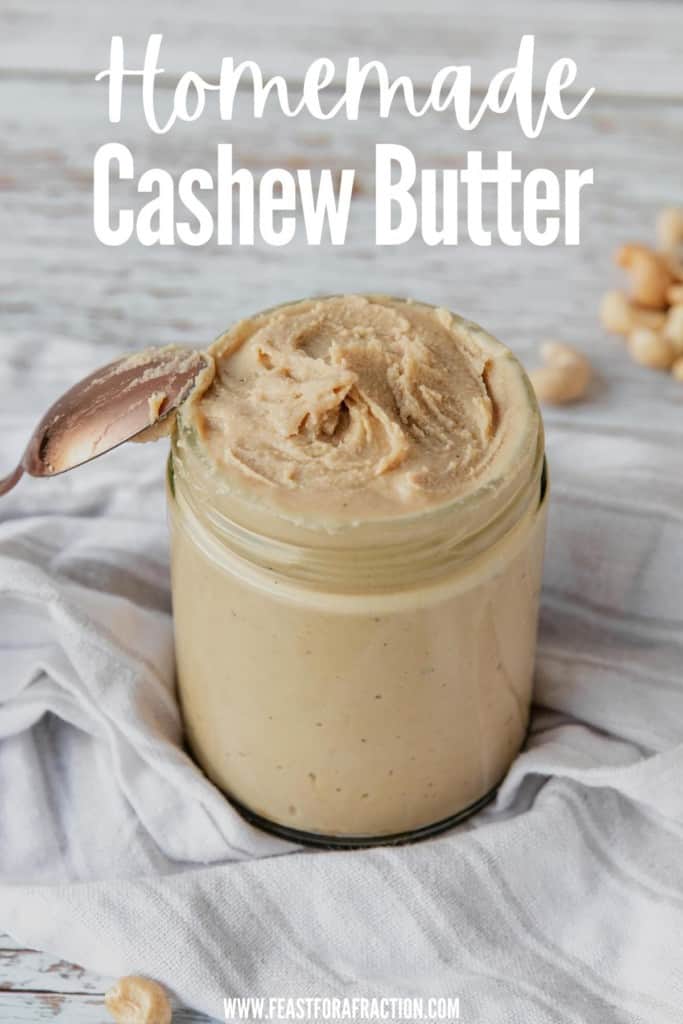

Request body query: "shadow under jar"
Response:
[167, 296, 548, 847]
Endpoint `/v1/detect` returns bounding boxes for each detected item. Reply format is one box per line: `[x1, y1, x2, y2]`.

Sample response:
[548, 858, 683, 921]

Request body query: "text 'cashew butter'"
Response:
[168, 295, 547, 844]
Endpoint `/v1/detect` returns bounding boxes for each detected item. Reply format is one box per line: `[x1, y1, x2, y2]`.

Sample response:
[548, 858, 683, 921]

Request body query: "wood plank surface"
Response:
[0, 943, 111, 994]
[0, 0, 682, 99]
[0, 935, 217, 1021]
[1, 81, 682, 444]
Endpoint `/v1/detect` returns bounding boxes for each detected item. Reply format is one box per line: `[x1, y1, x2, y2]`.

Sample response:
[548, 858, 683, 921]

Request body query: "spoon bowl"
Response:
[0, 346, 211, 496]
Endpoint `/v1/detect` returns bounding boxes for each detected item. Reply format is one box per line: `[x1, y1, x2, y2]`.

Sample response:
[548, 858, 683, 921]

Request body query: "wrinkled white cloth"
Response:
[1, 333, 682, 1022]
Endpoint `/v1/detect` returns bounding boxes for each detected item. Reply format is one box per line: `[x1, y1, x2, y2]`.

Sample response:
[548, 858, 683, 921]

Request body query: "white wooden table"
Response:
[0, 934, 214, 1021]
[1, 0, 681, 1018]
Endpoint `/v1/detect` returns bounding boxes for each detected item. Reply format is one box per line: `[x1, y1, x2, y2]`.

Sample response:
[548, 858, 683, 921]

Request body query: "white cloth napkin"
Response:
[1, 332, 682, 1022]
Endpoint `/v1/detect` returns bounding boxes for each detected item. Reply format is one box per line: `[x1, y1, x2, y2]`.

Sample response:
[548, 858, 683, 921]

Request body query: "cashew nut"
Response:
[662, 247, 683, 282]
[627, 328, 675, 370]
[599, 290, 666, 335]
[656, 208, 683, 251]
[601, 210, 683, 385]
[663, 304, 683, 354]
[615, 244, 673, 309]
[105, 976, 172, 1024]
[529, 342, 592, 405]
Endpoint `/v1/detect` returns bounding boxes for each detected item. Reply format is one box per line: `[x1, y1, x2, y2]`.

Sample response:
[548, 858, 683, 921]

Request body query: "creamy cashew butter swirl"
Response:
[169, 295, 547, 842]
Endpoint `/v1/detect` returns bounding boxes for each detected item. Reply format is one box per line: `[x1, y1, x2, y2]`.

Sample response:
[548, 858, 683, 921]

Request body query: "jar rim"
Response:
[173, 295, 544, 553]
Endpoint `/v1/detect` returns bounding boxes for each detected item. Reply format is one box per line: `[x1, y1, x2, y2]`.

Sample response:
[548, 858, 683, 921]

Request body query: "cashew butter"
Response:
[168, 295, 547, 843]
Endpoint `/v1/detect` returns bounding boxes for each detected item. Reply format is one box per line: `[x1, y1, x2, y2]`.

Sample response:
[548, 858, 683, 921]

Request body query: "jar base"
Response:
[228, 785, 500, 849]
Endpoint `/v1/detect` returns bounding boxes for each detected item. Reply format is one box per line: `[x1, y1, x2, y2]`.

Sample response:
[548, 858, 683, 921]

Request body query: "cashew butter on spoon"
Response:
[0, 346, 213, 497]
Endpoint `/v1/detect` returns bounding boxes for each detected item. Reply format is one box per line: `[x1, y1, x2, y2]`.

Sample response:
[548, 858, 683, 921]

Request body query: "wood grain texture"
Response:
[1, 79, 681, 444]
[0, 993, 214, 1022]
[0, 944, 110, 993]
[0, 0, 682, 99]
[0, 935, 217, 1021]
[0, 0, 681, 1020]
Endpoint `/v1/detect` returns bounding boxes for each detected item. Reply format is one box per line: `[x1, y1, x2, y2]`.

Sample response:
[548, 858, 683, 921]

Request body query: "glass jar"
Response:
[167, 308, 548, 847]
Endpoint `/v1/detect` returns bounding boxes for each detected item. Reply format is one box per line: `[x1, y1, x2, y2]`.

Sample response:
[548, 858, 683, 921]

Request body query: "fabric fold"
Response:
[1, 336, 682, 1020]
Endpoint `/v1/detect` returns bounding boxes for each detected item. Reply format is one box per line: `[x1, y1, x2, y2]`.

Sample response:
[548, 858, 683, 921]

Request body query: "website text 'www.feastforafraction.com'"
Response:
[223, 995, 462, 1022]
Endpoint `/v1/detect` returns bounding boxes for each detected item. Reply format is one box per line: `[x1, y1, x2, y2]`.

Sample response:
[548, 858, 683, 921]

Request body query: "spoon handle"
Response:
[0, 465, 24, 497]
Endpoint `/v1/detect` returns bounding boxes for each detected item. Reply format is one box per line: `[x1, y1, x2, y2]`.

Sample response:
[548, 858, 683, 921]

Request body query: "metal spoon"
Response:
[0, 346, 211, 497]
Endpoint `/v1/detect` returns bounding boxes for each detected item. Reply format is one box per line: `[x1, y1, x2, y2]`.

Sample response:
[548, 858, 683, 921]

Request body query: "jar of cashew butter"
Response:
[167, 295, 547, 846]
